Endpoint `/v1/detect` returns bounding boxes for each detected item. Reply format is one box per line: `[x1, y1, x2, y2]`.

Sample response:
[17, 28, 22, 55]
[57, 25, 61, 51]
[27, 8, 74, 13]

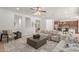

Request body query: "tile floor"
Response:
[3, 36, 58, 52]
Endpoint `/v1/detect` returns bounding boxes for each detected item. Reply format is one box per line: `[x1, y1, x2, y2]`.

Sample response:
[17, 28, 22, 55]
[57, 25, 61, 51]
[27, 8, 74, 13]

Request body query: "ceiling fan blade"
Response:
[30, 8, 34, 10]
[40, 10, 46, 12]
[30, 7, 39, 12]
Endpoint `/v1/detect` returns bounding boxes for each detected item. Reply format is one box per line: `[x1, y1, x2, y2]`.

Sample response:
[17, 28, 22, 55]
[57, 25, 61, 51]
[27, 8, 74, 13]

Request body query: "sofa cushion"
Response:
[51, 35, 60, 42]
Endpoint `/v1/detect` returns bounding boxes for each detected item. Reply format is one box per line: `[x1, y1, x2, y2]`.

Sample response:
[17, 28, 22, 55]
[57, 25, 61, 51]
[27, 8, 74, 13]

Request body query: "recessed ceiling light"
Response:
[16, 8, 20, 11]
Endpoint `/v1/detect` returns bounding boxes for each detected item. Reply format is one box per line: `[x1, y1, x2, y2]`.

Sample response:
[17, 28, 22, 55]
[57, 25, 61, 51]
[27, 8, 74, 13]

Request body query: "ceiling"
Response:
[1, 7, 79, 19]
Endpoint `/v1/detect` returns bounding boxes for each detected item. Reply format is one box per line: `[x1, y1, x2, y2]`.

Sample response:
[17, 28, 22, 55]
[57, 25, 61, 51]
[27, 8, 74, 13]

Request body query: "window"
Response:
[14, 15, 22, 27]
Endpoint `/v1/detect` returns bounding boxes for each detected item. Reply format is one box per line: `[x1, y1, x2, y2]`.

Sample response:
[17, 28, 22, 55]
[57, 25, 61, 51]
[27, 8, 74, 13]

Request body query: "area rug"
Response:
[4, 36, 58, 52]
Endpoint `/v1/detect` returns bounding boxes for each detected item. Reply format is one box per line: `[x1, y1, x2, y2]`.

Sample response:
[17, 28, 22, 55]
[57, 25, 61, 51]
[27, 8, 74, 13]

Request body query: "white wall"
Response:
[40, 19, 46, 30]
[22, 16, 41, 36]
[40, 19, 54, 31]
[0, 8, 14, 31]
[0, 8, 79, 35]
[40, 8, 79, 31]
[44, 7, 78, 20]
[0, 8, 41, 36]
[46, 19, 53, 31]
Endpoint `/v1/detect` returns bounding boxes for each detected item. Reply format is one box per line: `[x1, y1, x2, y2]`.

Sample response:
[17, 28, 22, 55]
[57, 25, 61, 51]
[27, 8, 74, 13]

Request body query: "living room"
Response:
[0, 7, 79, 52]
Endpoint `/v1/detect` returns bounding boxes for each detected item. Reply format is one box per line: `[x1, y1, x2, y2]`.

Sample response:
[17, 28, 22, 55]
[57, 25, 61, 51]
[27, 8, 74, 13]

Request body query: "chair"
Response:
[8, 30, 16, 41]
[0, 30, 8, 42]
[0, 30, 2, 41]
[51, 34, 60, 42]
[13, 31, 22, 39]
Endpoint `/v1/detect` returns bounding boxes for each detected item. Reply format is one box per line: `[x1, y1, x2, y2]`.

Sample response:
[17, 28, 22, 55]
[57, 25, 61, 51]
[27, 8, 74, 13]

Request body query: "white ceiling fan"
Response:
[31, 7, 46, 15]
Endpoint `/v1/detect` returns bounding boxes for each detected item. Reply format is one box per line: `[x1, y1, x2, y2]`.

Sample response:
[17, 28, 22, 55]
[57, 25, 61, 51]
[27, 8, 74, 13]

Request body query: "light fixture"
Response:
[31, 7, 46, 16]
[19, 18, 22, 25]
[16, 8, 20, 11]
[34, 11, 41, 16]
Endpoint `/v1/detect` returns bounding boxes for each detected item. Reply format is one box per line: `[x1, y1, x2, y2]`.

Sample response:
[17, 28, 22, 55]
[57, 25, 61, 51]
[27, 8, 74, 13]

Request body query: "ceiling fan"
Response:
[30, 7, 46, 15]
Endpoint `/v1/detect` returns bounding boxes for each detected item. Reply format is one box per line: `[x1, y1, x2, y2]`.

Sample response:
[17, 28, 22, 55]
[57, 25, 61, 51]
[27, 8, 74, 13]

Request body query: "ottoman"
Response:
[27, 37, 47, 49]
